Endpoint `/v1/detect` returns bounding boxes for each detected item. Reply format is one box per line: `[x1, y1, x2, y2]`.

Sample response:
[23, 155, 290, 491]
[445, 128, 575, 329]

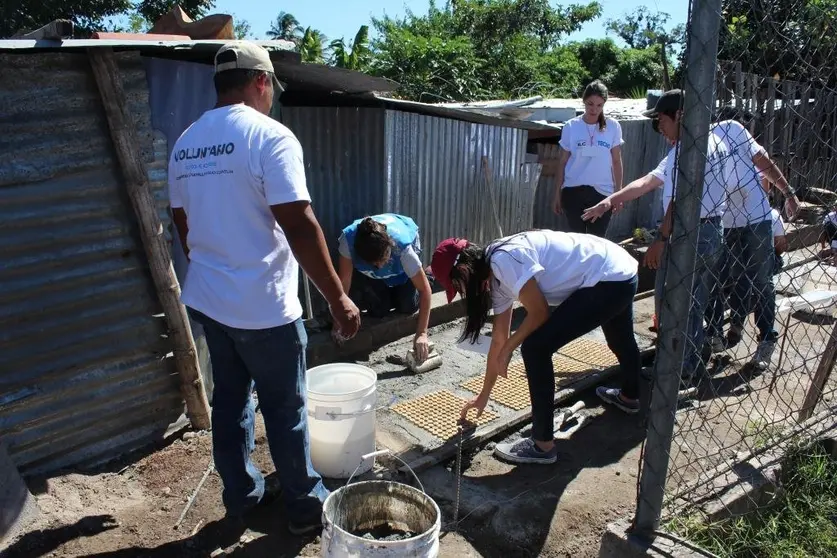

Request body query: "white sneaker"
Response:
[752, 340, 775, 370]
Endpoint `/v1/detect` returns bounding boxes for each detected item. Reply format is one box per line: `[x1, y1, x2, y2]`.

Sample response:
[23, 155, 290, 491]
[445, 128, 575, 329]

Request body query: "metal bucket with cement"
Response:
[321, 451, 441, 557]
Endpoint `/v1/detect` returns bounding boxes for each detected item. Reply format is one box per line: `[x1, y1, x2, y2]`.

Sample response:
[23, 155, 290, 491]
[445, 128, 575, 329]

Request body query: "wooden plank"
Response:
[87, 48, 211, 430]
[799, 321, 837, 421]
[735, 61, 744, 110]
[765, 78, 776, 157]
[781, 80, 796, 184]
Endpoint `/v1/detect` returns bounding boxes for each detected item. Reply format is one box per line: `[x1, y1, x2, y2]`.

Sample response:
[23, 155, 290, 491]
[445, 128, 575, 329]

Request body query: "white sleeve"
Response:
[168, 153, 183, 209]
[399, 245, 423, 278]
[559, 120, 574, 151]
[490, 249, 544, 300]
[650, 148, 673, 184]
[338, 234, 351, 258]
[260, 133, 312, 206]
[612, 120, 624, 147]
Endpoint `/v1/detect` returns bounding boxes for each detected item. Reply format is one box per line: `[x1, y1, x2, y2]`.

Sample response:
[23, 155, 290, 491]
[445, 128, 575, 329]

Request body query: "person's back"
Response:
[712, 119, 771, 228]
[487, 230, 638, 312]
[171, 104, 307, 328]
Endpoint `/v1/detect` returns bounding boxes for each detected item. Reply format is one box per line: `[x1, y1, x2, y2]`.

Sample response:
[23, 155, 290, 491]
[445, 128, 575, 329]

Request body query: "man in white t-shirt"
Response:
[168, 42, 360, 535]
[582, 89, 733, 390]
[705, 111, 799, 369]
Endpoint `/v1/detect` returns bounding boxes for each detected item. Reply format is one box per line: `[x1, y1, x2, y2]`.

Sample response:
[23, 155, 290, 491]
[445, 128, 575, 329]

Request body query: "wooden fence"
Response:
[716, 61, 837, 193]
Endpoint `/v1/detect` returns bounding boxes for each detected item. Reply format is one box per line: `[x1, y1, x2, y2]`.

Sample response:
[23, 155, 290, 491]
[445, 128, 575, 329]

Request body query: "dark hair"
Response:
[454, 234, 530, 343]
[583, 80, 609, 131]
[354, 217, 393, 264]
[451, 243, 492, 344]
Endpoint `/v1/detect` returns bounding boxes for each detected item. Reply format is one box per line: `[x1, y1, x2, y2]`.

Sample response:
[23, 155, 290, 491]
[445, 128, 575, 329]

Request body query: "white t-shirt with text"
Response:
[169, 104, 309, 329]
[650, 131, 732, 219]
[713, 120, 770, 229]
[559, 116, 624, 196]
[488, 230, 638, 314]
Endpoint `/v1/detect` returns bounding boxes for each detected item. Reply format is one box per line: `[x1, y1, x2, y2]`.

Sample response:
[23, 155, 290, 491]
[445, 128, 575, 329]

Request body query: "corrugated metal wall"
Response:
[281, 106, 387, 255]
[532, 119, 669, 238]
[384, 111, 531, 262]
[0, 52, 184, 476]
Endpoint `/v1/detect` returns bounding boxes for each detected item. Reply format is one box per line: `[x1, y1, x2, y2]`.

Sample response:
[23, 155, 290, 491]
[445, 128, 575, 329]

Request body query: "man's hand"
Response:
[784, 195, 800, 221]
[582, 199, 612, 222]
[413, 332, 430, 364]
[329, 294, 360, 340]
[644, 239, 666, 269]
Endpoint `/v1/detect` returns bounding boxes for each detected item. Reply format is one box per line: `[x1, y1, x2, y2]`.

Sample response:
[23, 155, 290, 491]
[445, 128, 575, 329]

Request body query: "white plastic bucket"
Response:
[321, 480, 441, 558]
[307, 363, 377, 479]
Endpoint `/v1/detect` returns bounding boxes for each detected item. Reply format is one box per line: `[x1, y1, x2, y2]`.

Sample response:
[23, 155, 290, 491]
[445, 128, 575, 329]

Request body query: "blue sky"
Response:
[211, 0, 689, 45]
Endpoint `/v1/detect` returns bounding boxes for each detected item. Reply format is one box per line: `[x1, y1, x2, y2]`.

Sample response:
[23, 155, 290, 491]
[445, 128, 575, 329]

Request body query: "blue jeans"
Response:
[188, 310, 328, 521]
[351, 271, 419, 318]
[727, 221, 778, 341]
[657, 220, 723, 384]
[706, 230, 733, 340]
[521, 276, 640, 442]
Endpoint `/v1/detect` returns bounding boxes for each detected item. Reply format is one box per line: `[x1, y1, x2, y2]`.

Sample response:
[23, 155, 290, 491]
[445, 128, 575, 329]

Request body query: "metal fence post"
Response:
[633, 0, 723, 538]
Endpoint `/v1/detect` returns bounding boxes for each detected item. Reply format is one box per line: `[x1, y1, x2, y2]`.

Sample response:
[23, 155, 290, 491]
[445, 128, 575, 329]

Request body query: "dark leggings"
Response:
[562, 185, 611, 237]
[520, 276, 640, 442]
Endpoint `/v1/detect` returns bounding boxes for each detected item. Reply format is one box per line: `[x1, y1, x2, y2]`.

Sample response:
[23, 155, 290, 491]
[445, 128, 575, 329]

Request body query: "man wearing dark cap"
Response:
[583, 89, 733, 412]
[168, 41, 360, 534]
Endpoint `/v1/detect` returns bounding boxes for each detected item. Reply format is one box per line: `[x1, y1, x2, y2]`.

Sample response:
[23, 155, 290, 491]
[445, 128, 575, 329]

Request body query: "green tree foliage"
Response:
[300, 27, 328, 64]
[267, 11, 301, 42]
[719, 0, 837, 85]
[233, 16, 252, 40]
[605, 7, 684, 51]
[370, 0, 603, 101]
[329, 26, 371, 70]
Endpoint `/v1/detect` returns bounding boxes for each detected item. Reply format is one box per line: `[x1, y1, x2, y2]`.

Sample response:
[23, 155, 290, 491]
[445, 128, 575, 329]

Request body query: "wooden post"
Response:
[765, 78, 776, 157]
[799, 321, 837, 422]
[87, 48, 211, 430]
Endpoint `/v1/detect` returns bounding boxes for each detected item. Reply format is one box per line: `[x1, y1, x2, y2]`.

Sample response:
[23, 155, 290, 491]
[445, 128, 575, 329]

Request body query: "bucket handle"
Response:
[344, 449, 426, 495]
[309, 395, 397, 421]
[325, 449, 426, 548]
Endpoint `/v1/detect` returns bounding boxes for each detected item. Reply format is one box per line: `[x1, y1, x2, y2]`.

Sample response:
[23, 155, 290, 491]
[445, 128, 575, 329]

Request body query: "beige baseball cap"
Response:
[214, 41, 284, 92]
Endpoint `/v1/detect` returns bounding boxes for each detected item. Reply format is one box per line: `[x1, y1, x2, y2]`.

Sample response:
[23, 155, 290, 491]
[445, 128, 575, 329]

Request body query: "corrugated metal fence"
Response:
[0, 52, 184, 476]
[532, 119, 669, 238]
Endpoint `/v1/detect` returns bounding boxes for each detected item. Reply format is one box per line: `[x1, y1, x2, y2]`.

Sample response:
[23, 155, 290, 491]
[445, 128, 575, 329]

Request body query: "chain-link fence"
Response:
[632, 0, 837, 552]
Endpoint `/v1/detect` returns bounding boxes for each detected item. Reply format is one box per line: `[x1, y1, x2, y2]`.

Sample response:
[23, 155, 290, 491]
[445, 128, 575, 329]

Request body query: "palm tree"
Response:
[329, 25, 370, 70]
[299, 27, 328, 63]
[267, 12, 301, 42]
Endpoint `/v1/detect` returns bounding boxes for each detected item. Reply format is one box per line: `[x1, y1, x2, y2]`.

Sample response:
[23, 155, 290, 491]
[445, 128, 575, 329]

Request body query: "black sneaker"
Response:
[726, 325, 743, 348]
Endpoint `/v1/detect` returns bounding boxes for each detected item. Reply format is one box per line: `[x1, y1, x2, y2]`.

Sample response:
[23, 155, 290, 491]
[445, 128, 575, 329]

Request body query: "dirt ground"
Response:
[5, 254, 835, 558]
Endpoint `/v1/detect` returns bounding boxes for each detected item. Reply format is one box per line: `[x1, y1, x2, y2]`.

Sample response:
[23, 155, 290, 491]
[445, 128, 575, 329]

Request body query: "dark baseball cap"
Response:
[642, 89, 683, 118]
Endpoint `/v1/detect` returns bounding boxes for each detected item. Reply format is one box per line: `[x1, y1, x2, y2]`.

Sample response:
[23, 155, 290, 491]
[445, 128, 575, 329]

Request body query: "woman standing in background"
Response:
[552, 80, 624, 237]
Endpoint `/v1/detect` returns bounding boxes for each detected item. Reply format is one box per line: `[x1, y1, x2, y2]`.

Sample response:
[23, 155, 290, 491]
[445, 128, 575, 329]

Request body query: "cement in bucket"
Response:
[321, 480, 441, 558]
[307, 363, 377, 479]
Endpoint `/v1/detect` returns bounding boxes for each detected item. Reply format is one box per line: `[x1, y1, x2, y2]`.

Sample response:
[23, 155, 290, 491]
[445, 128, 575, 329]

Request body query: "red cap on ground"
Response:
[428, 238, 469, 303]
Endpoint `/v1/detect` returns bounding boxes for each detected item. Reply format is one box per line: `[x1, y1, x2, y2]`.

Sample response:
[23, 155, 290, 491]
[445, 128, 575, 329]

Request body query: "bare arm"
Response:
[410, 269, 433, 337]
[500, 279, 550, 358]
[753, 152, 791, 196]
[337, 255, 353, 295]
[461, 306, 513, 420]
[271, 201, 347, 307]
[611, 146, 624, 192]
[172, 207, 190, 261]
[552, 148, 571, 213]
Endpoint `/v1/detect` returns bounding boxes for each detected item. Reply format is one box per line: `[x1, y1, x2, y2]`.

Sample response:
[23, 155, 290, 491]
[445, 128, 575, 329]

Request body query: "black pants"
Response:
[562, 185, 611, 237]
[520, 276, 641, 442]
[350, 271, 419, 318]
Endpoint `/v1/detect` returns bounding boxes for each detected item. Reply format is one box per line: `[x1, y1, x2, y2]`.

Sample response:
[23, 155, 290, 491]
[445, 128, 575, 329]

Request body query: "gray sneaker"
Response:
[596, 386, 639, 414]
[752, 340, 775, 370]
[494, 438, 558, 465]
